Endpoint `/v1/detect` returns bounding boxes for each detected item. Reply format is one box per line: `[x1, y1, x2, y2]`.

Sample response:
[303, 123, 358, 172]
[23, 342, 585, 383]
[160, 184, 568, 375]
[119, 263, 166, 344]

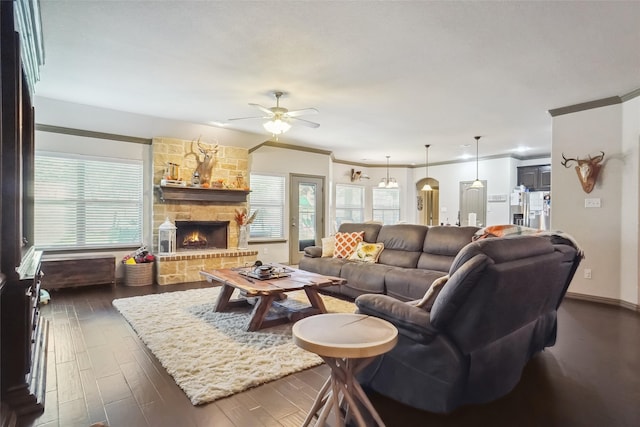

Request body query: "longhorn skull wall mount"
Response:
[560, 151, 605, 194]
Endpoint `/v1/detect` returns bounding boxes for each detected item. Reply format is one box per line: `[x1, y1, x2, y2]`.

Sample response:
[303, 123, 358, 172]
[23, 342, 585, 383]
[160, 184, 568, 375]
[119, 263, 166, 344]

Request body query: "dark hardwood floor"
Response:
[17, 282, 640, 427]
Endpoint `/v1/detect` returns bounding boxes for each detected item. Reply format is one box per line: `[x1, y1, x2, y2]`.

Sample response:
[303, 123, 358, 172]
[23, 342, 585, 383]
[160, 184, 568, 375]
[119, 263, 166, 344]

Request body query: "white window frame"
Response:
[248, 172, 286, 240]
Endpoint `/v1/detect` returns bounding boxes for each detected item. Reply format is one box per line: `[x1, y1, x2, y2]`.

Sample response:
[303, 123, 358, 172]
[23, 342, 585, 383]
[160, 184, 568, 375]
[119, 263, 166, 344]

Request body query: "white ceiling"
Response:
[35, 1, 640, 165]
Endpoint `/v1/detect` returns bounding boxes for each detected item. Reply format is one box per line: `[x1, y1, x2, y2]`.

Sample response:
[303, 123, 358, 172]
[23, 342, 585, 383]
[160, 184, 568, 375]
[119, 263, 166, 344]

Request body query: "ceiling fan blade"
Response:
[289, 116, 320, 128]
[227, 115, 270, 121]
[249, 103, 275, 116]
[286, 107, 319, 117]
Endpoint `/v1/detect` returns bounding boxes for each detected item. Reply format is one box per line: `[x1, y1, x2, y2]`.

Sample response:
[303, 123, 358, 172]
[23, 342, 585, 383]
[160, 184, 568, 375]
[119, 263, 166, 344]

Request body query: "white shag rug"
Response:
[112, 287, 356, 405]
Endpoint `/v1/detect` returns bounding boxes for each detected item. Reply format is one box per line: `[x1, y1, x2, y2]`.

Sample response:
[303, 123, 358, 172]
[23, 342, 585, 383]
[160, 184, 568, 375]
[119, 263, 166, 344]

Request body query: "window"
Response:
[249, 173, 285, 239]
[372, 188, 400, 225]
[34, 152, 143, 250]
[335, 184, 364, 226]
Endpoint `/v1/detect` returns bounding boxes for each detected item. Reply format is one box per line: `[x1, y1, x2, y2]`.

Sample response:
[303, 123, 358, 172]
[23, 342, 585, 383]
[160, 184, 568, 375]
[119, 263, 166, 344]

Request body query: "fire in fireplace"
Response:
[175, 221, 229, 250]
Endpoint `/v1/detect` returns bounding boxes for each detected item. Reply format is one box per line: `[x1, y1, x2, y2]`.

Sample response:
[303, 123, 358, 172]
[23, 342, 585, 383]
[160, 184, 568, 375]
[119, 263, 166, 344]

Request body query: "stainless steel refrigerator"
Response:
[510, 186, 551, 230]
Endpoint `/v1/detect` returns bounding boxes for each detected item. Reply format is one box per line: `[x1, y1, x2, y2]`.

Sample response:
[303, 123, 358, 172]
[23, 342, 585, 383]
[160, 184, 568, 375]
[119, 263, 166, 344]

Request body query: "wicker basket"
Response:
[124, 262, 154, 286]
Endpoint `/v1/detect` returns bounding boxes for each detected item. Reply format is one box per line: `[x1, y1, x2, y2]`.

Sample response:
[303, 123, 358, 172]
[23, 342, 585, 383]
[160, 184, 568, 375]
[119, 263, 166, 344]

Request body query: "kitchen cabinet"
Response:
[517, 165, 551, 191]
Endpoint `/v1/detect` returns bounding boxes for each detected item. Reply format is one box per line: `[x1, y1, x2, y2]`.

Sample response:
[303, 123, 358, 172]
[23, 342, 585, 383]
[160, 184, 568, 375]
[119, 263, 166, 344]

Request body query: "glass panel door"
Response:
[289, 175, 324, 265]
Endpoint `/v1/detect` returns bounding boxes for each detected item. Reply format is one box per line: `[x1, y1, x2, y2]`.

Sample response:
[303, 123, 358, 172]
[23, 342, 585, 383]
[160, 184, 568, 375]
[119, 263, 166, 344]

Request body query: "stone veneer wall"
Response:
[153, 137, 257, 285]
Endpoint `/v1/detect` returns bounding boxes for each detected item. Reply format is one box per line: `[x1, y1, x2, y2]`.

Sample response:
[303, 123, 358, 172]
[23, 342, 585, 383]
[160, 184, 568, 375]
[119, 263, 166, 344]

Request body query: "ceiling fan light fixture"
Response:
[263, 118, 291, 135]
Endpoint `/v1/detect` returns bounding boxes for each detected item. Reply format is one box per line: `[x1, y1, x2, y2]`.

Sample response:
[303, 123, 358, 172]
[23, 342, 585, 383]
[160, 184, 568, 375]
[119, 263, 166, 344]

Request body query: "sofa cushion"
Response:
[349, 242, 385, 263]
[377, 224, 428, 268]
[418, 226, 478, 271]
[333, 231, 364, 259]
[298, 256, 349, 278]
[338, 222, 382, 243]
[321, 236, 335, 257]
[340, 262, 393, 296]
[384, 267, 448, 302]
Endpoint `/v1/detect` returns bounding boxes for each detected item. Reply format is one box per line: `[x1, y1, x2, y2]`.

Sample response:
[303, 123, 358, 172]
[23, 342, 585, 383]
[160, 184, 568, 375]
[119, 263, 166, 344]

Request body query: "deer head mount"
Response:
[185, 137, 219, 185]
[561, 151, 605, 193]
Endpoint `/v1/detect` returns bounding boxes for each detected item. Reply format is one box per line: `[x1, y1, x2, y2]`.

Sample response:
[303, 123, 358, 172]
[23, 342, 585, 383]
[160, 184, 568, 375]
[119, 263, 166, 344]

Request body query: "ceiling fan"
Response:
[228, 91, 320, 135]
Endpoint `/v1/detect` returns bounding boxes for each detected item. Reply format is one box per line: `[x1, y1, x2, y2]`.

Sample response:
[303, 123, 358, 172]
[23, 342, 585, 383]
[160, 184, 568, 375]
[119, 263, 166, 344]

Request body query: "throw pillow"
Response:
[321, 236, 335, 257]
[411, 275, 449, 312]
[349, 242, 385, 263]
[333, 231, 364, 259]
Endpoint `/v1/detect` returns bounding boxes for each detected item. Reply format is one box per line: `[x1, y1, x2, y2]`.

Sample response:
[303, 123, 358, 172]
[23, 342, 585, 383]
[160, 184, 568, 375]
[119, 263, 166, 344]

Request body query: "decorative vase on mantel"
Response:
[238, 225, 249, 249]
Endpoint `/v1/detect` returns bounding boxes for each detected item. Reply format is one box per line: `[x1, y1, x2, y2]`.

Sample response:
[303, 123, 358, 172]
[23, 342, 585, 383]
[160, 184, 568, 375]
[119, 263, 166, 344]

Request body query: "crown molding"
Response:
[35, 124, 152, 145]
[248, 140, 332, 156]
[548, 87, 640, 117]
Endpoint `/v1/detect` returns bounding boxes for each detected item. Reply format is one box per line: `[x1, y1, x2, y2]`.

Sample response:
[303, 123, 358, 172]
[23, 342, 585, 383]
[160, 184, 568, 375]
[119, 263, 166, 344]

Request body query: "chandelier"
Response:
[379, 156, 398, 188]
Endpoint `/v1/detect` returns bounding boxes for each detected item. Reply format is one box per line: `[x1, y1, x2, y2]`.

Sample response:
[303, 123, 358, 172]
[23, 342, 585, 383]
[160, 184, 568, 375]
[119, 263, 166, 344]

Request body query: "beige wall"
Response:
[552, 101, 638, 305]
[621, 96, 640, 304]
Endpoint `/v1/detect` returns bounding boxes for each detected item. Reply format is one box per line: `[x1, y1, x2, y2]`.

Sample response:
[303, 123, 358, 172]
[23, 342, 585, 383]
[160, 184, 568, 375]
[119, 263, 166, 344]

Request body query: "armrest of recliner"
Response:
[355, 294, 439, 343]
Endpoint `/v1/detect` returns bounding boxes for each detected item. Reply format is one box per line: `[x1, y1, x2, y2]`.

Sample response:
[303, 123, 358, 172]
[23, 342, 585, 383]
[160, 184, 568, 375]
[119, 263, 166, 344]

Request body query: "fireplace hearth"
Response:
[176, 221, 229, 250]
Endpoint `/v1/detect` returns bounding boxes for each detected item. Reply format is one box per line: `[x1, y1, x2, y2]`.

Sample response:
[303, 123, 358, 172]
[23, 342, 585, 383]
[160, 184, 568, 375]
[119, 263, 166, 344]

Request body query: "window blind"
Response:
[372, 188, 400, 225]
[249, 173, 285, 239]
[34, 152, 143, 250]
[335, 184, 364, 226]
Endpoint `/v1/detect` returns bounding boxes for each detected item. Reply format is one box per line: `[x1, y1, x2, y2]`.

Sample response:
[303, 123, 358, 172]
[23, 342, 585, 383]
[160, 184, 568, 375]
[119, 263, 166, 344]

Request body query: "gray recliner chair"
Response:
[355, 234, 582, 413]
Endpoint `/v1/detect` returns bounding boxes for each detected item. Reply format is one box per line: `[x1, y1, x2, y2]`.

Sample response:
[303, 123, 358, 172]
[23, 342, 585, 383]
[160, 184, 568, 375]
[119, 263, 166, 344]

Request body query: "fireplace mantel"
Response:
[155, 185, 250, 203]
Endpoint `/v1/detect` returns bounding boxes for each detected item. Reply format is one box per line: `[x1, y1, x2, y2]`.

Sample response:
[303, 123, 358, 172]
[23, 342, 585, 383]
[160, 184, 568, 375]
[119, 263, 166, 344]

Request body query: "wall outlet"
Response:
[585, 198, 601, 208]
[584, 268, 592, 279]
[263, 247, 269, 254]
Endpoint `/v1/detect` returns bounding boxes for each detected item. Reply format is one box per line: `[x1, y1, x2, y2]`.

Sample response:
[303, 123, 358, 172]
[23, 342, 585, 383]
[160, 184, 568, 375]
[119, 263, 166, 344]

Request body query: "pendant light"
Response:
[470, 136, 484, 189]
[422, 144, 433, 191]
[379, 156, 398, 188]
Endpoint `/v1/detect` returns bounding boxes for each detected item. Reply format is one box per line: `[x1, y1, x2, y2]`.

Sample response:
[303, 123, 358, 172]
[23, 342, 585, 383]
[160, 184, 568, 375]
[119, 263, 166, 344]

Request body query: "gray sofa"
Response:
[355, 234, 582, 413]
[299, 223, 480, 301]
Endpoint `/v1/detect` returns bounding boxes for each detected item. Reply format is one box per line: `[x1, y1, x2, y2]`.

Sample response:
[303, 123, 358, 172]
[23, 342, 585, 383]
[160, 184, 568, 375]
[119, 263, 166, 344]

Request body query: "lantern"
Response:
[158, 217, 177, 255]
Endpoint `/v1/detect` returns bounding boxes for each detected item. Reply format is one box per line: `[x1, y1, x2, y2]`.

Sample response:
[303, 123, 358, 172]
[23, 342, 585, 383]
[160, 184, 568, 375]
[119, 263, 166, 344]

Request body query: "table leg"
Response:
[325, 357, 368, 427]
[301, 377, 331, 427]
[246, 294, 276, 331]
[302, 356, 385, 427]
[304, 286, 327, 313]
[213, 284, 235, 312]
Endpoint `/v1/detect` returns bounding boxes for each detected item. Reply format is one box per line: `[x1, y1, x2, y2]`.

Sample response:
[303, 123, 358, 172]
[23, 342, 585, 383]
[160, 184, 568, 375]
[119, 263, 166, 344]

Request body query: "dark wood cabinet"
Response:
[0, 0, 48, 417]
[517, 164, 551, 191]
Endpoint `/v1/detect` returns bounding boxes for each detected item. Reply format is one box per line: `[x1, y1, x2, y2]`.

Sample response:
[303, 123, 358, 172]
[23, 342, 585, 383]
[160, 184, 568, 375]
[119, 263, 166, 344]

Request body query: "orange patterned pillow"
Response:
[333, 231, 364, 259]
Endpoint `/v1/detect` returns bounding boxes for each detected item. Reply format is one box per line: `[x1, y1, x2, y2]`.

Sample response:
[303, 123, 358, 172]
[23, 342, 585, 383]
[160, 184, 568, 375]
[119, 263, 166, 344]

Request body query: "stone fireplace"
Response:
[153, 137, 257, 285]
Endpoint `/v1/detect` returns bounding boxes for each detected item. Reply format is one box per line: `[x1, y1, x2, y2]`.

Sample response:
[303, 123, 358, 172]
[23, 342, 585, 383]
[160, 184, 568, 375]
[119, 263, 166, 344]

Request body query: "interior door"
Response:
[289, 175, 324, 265]
[459, 181, 487, 227]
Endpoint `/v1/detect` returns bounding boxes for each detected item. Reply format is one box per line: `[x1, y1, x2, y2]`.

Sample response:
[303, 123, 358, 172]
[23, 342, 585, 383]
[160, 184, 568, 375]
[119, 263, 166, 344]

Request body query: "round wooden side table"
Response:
[292, 313, 398, 427]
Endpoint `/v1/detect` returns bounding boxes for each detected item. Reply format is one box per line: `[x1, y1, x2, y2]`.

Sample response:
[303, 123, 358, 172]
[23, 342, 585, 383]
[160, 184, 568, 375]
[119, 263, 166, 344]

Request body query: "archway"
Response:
[416, 178, 440, 226]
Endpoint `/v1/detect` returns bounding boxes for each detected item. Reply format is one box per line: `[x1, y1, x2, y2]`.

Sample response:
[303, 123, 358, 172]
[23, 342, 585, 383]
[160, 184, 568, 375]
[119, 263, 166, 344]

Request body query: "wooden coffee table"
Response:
[199, 265, 345, 331]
